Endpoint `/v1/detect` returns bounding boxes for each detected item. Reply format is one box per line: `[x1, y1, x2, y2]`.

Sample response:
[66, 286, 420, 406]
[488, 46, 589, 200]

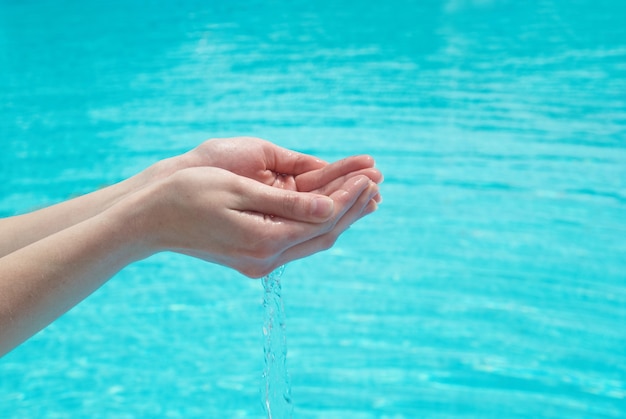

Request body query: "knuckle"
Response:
[233, 177, 248, 196]
[282, 194, 300, 216]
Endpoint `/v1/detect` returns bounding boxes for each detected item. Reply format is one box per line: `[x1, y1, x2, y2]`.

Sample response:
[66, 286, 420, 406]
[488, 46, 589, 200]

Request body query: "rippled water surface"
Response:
[1, 0, 625, 417]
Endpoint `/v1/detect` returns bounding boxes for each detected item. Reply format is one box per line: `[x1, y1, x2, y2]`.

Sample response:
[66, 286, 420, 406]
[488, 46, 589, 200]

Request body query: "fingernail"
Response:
[312, 196, 334, 218]
[368, 183, 379, 199]
[354, 175, 369, 187]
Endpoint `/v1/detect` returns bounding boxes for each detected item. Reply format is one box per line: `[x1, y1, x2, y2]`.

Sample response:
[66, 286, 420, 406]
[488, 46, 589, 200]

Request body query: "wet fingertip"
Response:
[311, 196, 334, 219]
[363, 199, 379, 216]
[359, 154, 375, 166]
[352, 174, 371, 189]
[367, 182, 379, 198]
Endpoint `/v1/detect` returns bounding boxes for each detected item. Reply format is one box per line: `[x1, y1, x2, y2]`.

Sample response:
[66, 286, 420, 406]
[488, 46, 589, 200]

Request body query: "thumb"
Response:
[240, 181, 334, 223]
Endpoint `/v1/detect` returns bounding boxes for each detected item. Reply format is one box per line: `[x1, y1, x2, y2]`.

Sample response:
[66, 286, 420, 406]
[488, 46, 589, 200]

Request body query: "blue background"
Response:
[1, 0, 625, 417]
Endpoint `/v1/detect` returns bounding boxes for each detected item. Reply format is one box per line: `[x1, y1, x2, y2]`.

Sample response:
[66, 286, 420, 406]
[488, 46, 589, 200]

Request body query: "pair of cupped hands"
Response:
[128, 137, 383, 277]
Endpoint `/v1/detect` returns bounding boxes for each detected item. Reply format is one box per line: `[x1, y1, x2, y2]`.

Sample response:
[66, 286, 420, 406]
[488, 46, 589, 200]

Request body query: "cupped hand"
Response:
[182, 137, 382, 193]
[138, 166, 380, 278]
[183, 137, 324, 187]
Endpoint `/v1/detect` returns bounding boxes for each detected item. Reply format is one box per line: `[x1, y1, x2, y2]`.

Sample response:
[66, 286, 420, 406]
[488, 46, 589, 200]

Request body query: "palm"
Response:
[188, 137, 312, 190]
[188, 137, 380, 196]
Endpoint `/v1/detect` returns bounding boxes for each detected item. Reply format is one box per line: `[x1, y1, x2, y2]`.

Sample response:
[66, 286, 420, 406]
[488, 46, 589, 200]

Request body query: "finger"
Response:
[234, 176, 377, 276]
[262, 174, 373, 247]
[296, 155, 376, 192]
[308, 167, 383, 196]
[275, 175, 374, 248]
[263, 141, 328, 175]
[236, 178, 336, 223]
[273, 180, 379, 266]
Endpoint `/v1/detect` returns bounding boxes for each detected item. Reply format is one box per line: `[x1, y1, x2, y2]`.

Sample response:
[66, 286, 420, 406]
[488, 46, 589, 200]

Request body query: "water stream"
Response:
[261, 266, 293, 419]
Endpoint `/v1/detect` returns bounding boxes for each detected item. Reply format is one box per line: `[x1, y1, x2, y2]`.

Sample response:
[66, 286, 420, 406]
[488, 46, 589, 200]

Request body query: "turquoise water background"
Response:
[1, 0, 625, 417]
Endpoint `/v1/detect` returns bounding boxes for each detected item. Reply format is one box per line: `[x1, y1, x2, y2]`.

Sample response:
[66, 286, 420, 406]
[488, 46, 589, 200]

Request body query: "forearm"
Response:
[0, 156, 184, 258]
[0, 139, 382, 356]
[0, 195, 151, 357]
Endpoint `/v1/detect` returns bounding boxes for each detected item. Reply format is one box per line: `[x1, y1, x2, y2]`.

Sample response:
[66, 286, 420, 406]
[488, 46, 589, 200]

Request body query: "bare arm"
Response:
[0, 138, 382, 357]
[0, 169, 378, 356]
[0, 164, 380, 357]
[0, 197, 147, 356]
[0, 137, 380, 257]
[0, 156, 184, 258]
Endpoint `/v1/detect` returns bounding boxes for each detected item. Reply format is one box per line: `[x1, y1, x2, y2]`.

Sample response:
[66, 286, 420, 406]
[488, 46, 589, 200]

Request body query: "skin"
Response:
[0, 137, 382, 357]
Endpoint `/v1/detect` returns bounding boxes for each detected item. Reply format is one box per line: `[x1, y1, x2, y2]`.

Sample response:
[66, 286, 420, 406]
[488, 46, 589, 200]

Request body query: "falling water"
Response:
[261, 266, 293, 419]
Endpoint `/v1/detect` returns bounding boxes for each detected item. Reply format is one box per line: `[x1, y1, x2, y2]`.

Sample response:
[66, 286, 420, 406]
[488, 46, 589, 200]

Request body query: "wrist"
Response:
[131, 154, 191, 188]
[102, 182, 165, 263]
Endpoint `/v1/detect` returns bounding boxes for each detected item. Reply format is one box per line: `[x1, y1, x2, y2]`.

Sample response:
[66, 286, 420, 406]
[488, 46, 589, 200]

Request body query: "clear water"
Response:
[262, 266, 293, 418]
[1, 0, 625, 417]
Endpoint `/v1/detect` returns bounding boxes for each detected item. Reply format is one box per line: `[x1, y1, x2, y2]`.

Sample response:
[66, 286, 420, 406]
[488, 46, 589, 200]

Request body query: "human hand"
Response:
[0, 137, 382, 356]
[181, 137, 326, 187]
[133, 166, 380, 277]
[142, 137, 382, 226]
[180, 136, 382, 194]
